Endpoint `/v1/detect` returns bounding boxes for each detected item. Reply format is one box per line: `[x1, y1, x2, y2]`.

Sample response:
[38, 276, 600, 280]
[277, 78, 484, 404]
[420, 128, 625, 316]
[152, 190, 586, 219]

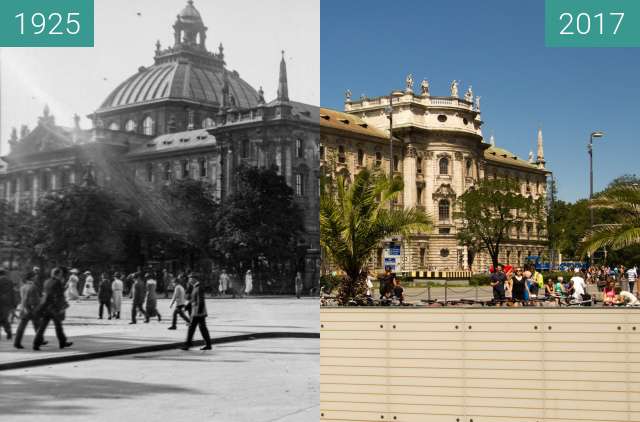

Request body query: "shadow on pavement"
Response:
[0, 374, 200, 416]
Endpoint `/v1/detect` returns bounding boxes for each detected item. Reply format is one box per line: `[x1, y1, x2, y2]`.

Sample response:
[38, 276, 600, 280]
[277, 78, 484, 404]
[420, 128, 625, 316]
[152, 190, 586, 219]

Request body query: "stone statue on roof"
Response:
[420, 79, 430, 96]
[450, 80, 459, 98]
[345, 89, 352, 102]
[405, 73, 414, 93]
[475, 96, 481, 111]
[464, 86, 473, 103]
[258, 86, 265, 104]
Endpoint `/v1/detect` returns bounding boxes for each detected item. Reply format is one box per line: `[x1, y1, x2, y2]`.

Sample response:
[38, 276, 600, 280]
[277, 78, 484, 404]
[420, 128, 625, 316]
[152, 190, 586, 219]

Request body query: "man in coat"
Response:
[13, 271, 43, 349]
[33, 267, 72, 350]
[97, 273, 113, 319]
[0, 268, 16, 340]
[129, 273, 148, 324]
[181, 273, 212, 350]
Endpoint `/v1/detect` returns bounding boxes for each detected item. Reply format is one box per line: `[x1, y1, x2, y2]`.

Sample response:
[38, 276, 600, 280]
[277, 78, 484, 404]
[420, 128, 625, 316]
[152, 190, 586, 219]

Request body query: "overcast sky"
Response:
[0, 0, 320, 155]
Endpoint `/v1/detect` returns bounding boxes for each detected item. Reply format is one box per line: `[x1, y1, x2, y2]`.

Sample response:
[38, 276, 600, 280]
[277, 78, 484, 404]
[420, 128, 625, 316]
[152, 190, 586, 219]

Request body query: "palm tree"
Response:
[581, 183, 640, 256]
[320, 168, 433, 304]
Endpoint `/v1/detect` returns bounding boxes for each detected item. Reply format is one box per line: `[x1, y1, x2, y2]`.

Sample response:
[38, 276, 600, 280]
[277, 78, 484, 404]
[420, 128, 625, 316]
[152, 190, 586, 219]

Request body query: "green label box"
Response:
[545, 0, 640, 47]
[0, 0, 94, 47]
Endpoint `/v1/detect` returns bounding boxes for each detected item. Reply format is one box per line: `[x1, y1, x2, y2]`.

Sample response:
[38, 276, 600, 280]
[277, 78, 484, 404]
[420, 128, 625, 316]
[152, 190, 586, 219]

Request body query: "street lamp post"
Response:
[588, 130, 605, 227]
[385, 95, 393, 177]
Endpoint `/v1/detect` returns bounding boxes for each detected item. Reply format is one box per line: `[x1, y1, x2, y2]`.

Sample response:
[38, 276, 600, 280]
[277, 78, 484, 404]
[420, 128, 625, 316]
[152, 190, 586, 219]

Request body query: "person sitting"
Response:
[392, 277, 404, 305]
[615, 287, 640, 306]
[603, 280, 617, 306]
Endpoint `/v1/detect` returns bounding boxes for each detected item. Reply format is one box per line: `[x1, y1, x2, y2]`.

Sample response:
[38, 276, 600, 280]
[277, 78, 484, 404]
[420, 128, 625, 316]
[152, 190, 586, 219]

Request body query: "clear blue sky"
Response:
[321, 0, 639, 202]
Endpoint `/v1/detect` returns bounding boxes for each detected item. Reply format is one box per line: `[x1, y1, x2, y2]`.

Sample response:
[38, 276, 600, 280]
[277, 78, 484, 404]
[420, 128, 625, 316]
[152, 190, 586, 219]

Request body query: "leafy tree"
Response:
[29, 185, 134, 269]
[581, 183, 640, 257]
[455, 178, 545, 269]
[321, 169, 432, 304]
[209, 166, 305, 293]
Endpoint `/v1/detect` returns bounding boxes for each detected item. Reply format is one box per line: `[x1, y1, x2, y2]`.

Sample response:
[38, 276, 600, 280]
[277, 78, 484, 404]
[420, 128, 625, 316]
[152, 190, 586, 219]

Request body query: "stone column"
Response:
[285, 141, 292, 186]
[276, 143, 283, 176]
[51, 170, 58, 191]
[403, 144, 417, 208]
[14, 176, 20, 212]
[32, 172, 39, 211]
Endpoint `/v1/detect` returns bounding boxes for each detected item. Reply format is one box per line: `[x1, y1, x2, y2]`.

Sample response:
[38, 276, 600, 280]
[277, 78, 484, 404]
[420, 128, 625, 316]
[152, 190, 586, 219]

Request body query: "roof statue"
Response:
[420, 79, 430, 96]
[475, 96, 481, 112]
[258, 86, 265, 104]
[489, 132, 495, 147]
[405, 74, 414, 93]
[464, 86, 473, 103]
[528, 151, 534, 163]
[450, 80, 459, 98]
[345, 89, 352, 102]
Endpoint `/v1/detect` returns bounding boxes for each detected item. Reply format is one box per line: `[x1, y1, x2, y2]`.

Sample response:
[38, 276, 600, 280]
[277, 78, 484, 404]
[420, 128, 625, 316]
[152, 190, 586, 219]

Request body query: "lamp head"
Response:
[591, 131, 605, 138]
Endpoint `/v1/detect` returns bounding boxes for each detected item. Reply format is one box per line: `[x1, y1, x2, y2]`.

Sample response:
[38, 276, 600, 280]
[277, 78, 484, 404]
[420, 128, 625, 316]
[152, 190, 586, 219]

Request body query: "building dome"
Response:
[179, 0, 202, 23]
[98, 62, 259, 111]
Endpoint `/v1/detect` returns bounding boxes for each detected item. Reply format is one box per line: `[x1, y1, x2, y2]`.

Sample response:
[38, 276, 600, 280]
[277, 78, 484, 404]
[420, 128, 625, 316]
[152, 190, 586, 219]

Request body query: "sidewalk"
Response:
[0, 297, 318, 370]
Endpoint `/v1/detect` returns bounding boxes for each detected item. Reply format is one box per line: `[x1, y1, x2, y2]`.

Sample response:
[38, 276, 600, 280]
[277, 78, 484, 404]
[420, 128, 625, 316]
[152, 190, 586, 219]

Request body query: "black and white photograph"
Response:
[0, 1, 320, 421]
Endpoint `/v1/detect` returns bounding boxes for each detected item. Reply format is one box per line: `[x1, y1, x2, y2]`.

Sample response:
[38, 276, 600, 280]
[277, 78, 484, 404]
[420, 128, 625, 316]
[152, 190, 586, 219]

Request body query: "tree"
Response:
[321, 169, 432, 304]
[455, 178, 545, 269]
[581, 183, 640, 256]
[29, 185, 134, 269]
[209, 166, 305, 293]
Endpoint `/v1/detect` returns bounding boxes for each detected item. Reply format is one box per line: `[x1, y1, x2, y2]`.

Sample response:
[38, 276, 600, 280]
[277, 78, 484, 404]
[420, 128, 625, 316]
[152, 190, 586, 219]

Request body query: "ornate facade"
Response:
[0, 1, 320, 287]
[321, 77, 550, 272]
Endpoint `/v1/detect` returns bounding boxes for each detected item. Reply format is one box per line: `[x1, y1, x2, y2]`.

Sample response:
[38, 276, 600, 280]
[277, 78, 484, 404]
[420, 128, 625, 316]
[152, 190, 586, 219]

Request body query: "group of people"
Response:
[0, 266, 213, 351]
[490, 264, 640, 306]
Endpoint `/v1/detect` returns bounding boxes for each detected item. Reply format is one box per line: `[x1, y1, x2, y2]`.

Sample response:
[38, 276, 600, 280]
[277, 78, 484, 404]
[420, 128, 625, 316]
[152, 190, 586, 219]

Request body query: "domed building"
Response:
[320, 76, 550, 273]
[0, 1, 320, 289]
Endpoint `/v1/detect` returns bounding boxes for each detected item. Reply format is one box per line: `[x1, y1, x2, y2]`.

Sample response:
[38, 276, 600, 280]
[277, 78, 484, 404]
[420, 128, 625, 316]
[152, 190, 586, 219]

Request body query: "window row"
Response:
[108, 116, 219, 136]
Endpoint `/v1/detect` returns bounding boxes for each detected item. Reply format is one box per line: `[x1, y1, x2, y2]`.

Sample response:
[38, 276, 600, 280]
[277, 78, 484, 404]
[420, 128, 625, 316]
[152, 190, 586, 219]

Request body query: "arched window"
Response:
[439, 157, 449, 175]
[142, 116, 154, 136]
[296, 139, 303, 158]
[375, 152, 382, 167]
[202, 117, 215, 128]
[338, 145, 346, 163]
[125, 119, 137, 132]
[357, 149, 364, 166]
[438, 199, 450, 221]
[465, 159, 472, 176]
[109, 122, 120, 131]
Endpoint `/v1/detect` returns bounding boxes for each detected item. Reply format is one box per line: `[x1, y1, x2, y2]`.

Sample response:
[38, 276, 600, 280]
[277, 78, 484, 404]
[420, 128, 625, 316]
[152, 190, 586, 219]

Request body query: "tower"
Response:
[173, 0, 208, 49]
[277, 50, 289, 102]
[536, 127, 545, 169]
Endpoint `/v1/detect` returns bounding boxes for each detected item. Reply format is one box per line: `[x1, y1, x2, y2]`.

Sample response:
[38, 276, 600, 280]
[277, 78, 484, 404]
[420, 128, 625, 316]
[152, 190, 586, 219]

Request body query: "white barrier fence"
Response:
[321, 308, 640, 422]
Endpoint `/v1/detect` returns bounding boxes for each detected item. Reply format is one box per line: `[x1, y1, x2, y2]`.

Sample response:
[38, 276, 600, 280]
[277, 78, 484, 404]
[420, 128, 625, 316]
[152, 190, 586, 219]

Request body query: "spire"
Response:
[536, 127, 545, 168]
[277, 50, 289, 102]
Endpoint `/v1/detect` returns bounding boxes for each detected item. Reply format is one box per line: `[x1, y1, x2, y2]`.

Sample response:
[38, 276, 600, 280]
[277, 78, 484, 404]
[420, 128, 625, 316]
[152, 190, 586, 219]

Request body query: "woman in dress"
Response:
[111, 272, 124, 319]
[82, 271, 96, 297]
[65, 269, 80, 301]
[145, 273, 161, 321]
[511, 268, 527, 306]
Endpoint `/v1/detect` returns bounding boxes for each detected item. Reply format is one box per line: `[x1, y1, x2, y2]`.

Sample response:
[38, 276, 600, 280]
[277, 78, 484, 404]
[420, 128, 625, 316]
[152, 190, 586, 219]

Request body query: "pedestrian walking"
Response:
[168, 278, 190, 329]
[244, 269, 253, 296]
[0, 268, 16, 340]
[162, 269, 173, 299]
[65, 269, 80, 301]
[219, 269, 230, 295]
[129, 273, 148, 324]
[82, 270, 96, 297]
[33, 267, 72, 350]
[145, 273, 161, 322]
[181, 273, 212, 350]
[295, 271, 303, 299]
[627, 266, 637, 295]
[111, 272, 124, 319]
[14, 272, 43, 349]
[98, 273, 113, 319]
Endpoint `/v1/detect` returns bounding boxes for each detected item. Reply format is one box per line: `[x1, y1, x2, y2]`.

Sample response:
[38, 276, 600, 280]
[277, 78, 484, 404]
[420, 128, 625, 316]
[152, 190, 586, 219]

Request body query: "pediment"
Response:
[432, 183, 457, 199]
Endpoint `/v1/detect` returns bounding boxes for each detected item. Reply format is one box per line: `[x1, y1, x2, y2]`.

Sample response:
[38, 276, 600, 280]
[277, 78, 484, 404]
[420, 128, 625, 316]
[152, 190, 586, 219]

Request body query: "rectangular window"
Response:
[182, 160, 190, 179]
[296, 139, 303, 158]
[419, 248, 426, 267]
[163, 163, 171, 181]
[295, 173, 304, 196]
[199, 158, 207, 178]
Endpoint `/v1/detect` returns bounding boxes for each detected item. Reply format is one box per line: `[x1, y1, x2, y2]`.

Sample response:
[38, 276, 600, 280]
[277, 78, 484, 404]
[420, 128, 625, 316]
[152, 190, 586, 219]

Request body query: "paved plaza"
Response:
[0, 297, 318, 422]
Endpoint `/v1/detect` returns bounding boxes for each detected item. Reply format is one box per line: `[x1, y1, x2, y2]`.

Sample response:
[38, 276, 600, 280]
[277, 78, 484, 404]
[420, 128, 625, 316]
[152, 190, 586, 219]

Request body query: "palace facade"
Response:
[0, 1, 320, 288]
[320, 77, 550, 272]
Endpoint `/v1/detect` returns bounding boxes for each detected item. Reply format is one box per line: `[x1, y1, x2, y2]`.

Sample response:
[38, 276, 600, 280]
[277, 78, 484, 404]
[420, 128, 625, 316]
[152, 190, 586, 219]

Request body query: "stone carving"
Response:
[406, 74, 414, 92]
[420, 79, 430, 96]
[345, 89, 352, 102]
[475, 96, 481, 111]
[432, 183, 457, 199]
[464, 86, 473, 103]
[454, 152, 463, 161]
[406, 145, 417, 158]
[425, 151, 434, 159]
[450, 80, 459, 97]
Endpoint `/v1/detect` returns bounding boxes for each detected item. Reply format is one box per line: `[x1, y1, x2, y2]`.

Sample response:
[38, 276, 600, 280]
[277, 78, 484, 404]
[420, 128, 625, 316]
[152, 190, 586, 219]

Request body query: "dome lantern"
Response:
[173, 0, 207, 50]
